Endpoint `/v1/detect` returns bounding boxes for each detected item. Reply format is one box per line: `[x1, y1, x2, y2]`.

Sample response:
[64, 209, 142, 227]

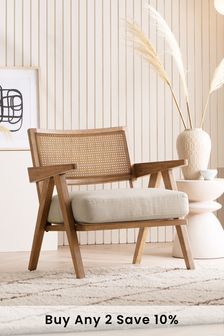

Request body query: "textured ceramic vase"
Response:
[176, 128, 211, 180]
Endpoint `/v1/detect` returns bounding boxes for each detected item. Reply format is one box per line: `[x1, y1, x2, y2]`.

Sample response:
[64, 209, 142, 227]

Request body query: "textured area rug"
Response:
[0, 305, 224, 336]
[1, 262, 224, 306]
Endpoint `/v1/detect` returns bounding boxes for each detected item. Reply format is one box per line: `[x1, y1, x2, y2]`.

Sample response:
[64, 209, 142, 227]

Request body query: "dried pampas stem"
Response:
[125, 20, 187, 130]
[200, 57, 224, 128]
[168, 83, 188, 130]
[146, 4, 193, 129]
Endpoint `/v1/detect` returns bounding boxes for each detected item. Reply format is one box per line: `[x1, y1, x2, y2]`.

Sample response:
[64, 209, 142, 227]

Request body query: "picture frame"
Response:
[0, 67, 39, 150]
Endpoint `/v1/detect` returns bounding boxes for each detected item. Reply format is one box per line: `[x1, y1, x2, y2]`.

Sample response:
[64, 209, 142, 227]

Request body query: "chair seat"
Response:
[48, 188, 189, 224]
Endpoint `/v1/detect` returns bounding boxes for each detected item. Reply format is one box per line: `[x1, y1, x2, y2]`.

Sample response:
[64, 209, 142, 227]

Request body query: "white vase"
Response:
[176, 128, 211, 180]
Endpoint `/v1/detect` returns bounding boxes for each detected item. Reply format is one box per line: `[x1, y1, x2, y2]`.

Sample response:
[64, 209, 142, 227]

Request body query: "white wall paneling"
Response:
[0, 0, 224, 248]
[0, 151, 57, 252]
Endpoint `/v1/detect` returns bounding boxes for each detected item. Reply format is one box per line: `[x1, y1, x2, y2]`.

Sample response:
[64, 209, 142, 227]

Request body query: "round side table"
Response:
[173, 178, 224, 259]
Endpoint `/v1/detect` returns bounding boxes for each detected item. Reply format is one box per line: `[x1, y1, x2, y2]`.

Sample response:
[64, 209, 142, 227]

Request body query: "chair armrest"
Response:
[28, 163, 76, 183]
[132, 159, 187, 178]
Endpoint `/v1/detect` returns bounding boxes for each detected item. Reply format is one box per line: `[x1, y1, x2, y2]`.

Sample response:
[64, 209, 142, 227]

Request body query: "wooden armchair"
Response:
[27, 127, 195, 278]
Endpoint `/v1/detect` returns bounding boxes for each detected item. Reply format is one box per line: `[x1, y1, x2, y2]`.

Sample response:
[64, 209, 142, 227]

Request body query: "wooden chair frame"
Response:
[27, 127, 195, 278]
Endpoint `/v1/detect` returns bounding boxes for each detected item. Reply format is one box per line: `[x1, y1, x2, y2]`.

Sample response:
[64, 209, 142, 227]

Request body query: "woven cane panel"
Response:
[36, 132, 131, 178]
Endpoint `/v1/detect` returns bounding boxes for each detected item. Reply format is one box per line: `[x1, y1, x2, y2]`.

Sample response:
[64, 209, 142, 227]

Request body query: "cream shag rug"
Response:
[1, 262, 224, 306]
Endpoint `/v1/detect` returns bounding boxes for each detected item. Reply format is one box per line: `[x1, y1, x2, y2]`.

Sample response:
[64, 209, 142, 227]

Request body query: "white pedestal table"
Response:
[173, 179, 224, 259]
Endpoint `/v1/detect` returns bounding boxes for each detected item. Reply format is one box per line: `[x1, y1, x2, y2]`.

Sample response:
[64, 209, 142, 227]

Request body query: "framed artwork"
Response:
[0, 67, 39, 150]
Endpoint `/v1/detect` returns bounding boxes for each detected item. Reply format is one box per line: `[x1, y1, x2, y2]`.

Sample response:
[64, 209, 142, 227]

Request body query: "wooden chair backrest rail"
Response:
[28, 127, 133, 196]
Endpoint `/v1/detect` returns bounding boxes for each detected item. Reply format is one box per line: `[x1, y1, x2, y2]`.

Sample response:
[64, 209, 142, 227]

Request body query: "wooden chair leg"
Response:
[55, 175, 85, 278]
[162, 169, 177, 190]
[175, 225, 195, 270]
[133, 172, 161, 264]
[133, 227, 148, 264]
[65, 228, 85, 279]
[148, 172, 162, 188]
[29, 178, 54, 271]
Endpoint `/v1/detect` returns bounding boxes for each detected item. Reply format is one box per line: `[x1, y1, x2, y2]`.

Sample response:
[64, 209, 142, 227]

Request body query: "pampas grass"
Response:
[126, 20, 187, 130]
[200, 57, 224, 128]
[146, 4, 193, 129]
[125, 5, 224, 131]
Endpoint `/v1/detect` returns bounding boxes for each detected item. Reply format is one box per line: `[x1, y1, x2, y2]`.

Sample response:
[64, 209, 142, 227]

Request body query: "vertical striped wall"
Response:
[1, 0, 224, 245]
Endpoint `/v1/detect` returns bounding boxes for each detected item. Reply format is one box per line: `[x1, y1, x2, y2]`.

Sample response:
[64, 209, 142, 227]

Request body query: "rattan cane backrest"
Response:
[28, 127, 132, 185]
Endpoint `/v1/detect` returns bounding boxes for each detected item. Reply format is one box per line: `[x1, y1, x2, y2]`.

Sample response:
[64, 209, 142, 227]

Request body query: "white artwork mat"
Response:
[0, 68, 39, 149]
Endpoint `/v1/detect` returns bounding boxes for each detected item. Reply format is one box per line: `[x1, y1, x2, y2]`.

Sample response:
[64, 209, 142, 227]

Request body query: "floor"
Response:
[0, 242, 191, 272]
[1, 241, 224, 271]
[1, 243, 223, 336]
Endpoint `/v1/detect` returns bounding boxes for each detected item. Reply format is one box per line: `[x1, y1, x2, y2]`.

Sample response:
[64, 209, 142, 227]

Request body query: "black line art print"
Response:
[0, 85, 23, 132]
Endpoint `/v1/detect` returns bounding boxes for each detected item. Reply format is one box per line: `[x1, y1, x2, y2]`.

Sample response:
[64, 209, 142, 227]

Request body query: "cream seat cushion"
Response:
[48, 188, 189, 224]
